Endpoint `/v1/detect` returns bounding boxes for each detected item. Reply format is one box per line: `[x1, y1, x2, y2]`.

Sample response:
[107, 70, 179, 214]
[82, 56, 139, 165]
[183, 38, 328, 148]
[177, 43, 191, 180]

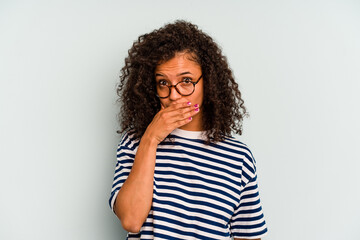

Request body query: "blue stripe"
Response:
[169, 134, 254, 163]
[232, 213, 266, 222]
[155, 191, 233, 215]
[231, 219, 266, 230]
[236, 205, 263, 215]
[109, 131, 267, 239]
[157, 150, 242, 177]
[151, 215, 230, 238]
[160, 141, 246, 170]
[108, 187, 120, 209]
[151, 206, 225, 228]
[155, 184, 235, 210]
[171, 134, 258, 173]
[152, 197, 227, 222]
[153, 231, 192, 240]
[116, 151, 135, 159]
[241, 170, 253, 184]
[152, 223, 221, 240]
[231, 227, 267, 238]
[154, 176, 239, 203]
[241, 191, 259, 201]
[127, 232, 141, 238]
[239, 198, 260, 208]
[111, 176, 126, 189]
[154, 169, 239, 195]
[155, 160, 241, 188]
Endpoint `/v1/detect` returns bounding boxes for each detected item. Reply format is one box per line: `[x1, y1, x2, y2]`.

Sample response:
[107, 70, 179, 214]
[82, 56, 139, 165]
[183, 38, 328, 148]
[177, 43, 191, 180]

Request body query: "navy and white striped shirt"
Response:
[109, 128, 268, 239]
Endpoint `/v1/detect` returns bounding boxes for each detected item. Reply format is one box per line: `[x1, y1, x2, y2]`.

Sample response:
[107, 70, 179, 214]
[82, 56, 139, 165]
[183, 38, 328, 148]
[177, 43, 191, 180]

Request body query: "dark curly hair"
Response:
[116, 20, 248, 144]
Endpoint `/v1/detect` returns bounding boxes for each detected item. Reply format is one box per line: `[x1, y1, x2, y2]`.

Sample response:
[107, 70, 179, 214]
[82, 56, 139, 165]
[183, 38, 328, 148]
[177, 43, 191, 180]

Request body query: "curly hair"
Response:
[116, 20, 248, 144]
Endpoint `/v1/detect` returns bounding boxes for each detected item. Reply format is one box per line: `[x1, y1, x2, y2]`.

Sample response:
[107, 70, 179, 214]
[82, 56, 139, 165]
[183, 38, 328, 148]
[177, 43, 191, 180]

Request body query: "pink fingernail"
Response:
[194, 104, 199, 107]
[188, 117, 192, 120]
[187, 102, 191, 105]
[195, 108, 199, 112]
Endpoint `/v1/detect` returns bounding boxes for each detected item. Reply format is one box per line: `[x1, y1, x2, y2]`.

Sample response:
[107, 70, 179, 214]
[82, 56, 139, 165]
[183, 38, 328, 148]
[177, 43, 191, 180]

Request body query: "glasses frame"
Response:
[156, 75, 203, 99]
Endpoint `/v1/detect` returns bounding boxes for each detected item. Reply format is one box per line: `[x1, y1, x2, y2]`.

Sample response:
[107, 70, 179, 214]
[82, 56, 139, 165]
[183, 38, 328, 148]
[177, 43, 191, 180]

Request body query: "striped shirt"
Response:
[109, 128, 268, 239]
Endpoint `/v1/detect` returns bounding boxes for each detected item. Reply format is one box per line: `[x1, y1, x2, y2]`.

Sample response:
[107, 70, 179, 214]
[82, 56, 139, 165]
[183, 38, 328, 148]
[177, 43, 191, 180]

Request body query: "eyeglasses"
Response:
[155, 75, 203, 99]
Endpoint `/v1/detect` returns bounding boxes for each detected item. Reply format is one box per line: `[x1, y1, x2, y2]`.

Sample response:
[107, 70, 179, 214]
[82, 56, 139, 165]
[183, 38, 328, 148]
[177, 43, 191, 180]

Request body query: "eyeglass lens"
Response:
[157, 81, 194, 98]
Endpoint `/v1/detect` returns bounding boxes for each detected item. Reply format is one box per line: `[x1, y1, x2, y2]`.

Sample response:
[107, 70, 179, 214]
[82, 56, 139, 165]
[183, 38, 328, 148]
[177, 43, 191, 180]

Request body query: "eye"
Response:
[158, 80, 168, 86]
[182, 77, 193, 84]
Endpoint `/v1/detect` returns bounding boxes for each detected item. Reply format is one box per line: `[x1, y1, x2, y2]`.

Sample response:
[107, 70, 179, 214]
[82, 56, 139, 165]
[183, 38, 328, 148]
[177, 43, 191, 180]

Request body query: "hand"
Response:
[143, 99, 200, 145]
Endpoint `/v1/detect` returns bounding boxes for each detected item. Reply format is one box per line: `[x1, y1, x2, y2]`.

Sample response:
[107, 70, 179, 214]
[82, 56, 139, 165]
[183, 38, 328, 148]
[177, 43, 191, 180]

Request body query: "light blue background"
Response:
[1, 0, 359, 239]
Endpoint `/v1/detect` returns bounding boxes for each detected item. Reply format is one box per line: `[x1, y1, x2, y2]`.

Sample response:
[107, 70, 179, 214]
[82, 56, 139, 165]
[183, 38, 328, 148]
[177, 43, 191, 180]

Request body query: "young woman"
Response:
[109, 20, 268, 240]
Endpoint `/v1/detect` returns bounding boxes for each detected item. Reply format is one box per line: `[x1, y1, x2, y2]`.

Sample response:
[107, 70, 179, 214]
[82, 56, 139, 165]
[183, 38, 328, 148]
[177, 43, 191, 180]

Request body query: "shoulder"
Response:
[118, 130, 140, 151]
[220, 136, 258, 182]
[221, 136, 256, 164]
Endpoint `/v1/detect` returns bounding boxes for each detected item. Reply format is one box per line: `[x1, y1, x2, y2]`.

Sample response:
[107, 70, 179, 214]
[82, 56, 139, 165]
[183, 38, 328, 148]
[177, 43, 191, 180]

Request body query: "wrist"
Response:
[141, 132, 160, 147]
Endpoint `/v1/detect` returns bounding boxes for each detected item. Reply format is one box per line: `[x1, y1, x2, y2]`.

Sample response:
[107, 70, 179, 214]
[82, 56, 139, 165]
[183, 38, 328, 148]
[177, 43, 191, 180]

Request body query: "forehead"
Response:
[155, 53, 201, 75]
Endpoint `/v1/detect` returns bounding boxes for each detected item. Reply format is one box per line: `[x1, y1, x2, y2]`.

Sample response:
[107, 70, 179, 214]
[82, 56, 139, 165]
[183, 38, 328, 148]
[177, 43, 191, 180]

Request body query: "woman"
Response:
[109, 20, 268, 240]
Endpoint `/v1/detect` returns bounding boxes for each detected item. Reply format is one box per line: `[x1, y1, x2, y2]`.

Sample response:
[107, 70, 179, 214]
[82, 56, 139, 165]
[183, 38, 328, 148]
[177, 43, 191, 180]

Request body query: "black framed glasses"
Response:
[155, 75, 203, 99]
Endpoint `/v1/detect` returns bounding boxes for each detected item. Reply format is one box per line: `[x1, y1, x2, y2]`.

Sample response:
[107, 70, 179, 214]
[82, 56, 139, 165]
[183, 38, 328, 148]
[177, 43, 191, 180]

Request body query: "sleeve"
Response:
[230, 147, 268, 239]
[108, 131, 138, 213]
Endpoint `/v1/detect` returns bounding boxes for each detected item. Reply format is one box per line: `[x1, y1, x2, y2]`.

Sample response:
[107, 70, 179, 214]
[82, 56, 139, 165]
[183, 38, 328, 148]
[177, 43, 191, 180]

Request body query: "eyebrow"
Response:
[177, 71, 193, 76]
[155, 72, 193, 77]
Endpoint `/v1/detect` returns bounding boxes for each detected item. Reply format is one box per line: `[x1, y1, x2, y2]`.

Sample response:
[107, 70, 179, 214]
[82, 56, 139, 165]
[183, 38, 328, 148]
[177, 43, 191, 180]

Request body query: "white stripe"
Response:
[231, 217, 265, 226]
[110, 190, 119, 211]
[109, 131, 267, 239]
[237, 202, 263, 213]
[154, 173, 239, 198]
[152, 208, 228, 234]
[151, 201, 227, 225]
[155, 166, 240, 193]
[231, 224, 267, 234]
[239, 188, 259, 201]
[156, 155, 242, 183]
[153, 193, 232, 220]
[155, 180, 238, 206]
[169, 135, 254, 165]
[153, 219, 231, 240]
[155, 187, 234, 212]
[158, 138, 247, 168]
[117, 148, 135, 157]
[232, 210, 264, 220]
[111, 174, 128, 192]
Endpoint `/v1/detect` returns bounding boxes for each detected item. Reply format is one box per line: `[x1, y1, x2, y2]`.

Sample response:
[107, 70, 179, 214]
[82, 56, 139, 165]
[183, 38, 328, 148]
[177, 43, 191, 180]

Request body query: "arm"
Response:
[113, 134, 158, 233]
[113, 100, 199, 233]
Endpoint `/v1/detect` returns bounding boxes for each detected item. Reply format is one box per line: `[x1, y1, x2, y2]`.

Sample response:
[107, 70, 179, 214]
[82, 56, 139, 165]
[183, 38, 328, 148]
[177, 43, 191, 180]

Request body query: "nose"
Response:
[169, 86, 182, 101]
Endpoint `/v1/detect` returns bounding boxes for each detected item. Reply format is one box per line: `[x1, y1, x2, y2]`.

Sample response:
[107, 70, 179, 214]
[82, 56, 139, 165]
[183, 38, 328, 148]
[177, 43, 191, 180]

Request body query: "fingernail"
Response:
[187, 102, 191, 105]
[188, 117, 192, 120]
[195, 108, 199, 112]
[194, 104, 199, 107]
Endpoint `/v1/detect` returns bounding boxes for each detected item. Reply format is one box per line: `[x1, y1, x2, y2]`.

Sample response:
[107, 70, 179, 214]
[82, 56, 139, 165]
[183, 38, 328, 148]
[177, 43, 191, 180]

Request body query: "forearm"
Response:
[114, 134, 158, 232]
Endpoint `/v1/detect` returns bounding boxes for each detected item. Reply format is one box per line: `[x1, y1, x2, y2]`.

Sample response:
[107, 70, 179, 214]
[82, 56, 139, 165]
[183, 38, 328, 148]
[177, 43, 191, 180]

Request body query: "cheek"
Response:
[159, 99, 167, 108]
[194, 84, 204, 104]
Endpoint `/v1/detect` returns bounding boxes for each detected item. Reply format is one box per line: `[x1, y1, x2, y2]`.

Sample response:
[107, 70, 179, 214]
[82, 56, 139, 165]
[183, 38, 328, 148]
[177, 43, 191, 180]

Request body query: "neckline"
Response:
[170, 128, 206, 139]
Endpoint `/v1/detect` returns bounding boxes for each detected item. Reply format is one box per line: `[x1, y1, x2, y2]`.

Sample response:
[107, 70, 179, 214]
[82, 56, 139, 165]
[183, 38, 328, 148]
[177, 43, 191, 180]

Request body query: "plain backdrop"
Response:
[1, 0, 359, 239]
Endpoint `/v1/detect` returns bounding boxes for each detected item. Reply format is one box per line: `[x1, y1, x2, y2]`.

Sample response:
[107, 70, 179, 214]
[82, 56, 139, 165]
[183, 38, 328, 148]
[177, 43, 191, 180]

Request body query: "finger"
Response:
[167, 107, 200, 125]
[173, 105, 200, 119]
[162, 102, 195, 119]
[166, 101, 193, 111]
[173, 115, 194, 129]
[160, 101, 188, 110]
